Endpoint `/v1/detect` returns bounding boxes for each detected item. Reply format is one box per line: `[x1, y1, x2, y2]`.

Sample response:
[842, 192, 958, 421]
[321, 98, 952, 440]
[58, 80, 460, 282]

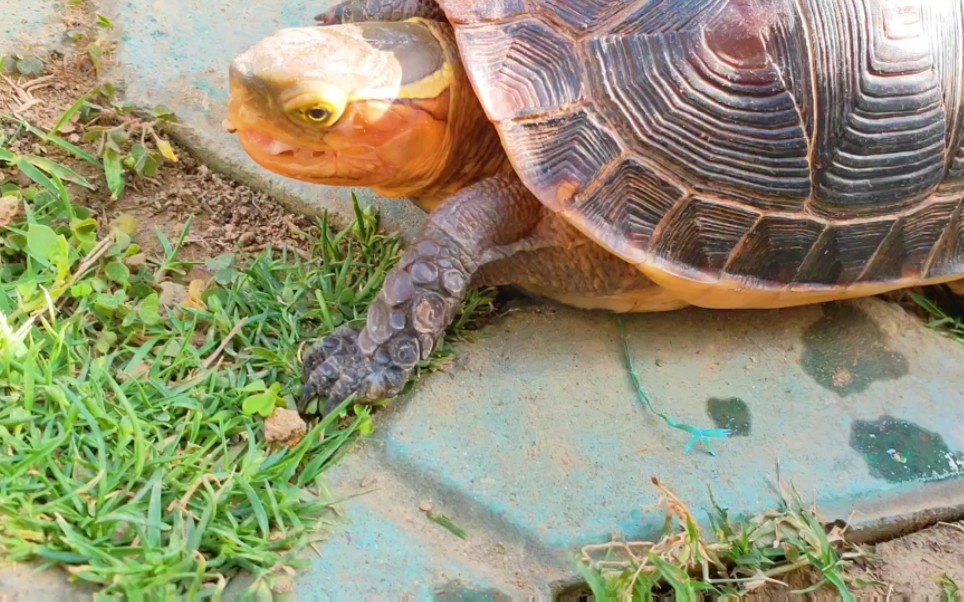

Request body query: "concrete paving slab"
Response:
[293, 486, 528, 599]
[382, 299, 964, 548]
[0, 0, 65, 56]
[295, 298, 964, 595]
[314, 447, 582, 597]
[97, 0, 426, 240]
[0, 562, 96, 602]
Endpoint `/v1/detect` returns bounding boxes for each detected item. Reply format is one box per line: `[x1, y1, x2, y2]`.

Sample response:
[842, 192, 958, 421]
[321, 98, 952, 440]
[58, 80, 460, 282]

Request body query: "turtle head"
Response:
[225, 20, 501, 203]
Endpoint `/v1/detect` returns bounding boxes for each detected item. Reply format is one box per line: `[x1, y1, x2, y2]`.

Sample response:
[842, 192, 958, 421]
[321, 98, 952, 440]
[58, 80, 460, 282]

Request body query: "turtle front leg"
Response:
[300, 175, 543, 416]
[315, 0, 443, 25]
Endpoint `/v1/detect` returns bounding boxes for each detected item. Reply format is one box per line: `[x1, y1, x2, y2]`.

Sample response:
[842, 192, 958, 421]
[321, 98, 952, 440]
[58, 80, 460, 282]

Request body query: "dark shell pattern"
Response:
[438, 0, 964, 290]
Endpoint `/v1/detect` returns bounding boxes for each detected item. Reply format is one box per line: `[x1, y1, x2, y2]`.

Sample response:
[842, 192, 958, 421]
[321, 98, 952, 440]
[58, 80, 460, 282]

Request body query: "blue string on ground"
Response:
[617, 318, 731, 456]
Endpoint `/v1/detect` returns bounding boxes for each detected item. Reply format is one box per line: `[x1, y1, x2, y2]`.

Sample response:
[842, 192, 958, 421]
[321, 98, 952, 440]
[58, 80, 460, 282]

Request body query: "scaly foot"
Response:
[300, 234, 472, 415]
[299, 176, 543, 417]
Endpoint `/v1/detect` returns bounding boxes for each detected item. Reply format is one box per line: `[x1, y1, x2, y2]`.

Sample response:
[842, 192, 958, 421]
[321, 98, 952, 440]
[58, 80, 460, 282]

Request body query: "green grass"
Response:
[576, 478, 872, 601]
[911, 291, 964, 345]
[942, 574, 961, 601]
[0, 94, 494, 597]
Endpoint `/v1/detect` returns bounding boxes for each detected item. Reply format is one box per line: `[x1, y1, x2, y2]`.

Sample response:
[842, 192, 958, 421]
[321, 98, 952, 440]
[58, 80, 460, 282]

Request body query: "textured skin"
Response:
[301, 175, 550, 412]
[474, 212, 659, 299]
[436, 0, 964, 295]
[316, 0, 445, 24]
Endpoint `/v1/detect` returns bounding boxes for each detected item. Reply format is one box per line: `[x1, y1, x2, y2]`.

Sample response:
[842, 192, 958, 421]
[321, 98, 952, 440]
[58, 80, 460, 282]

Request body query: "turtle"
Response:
[225, 0, 964, 416]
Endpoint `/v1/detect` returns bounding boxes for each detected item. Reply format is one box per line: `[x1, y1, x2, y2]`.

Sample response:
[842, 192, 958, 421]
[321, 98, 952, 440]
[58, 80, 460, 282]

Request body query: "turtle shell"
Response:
[437, 0, 964, 307]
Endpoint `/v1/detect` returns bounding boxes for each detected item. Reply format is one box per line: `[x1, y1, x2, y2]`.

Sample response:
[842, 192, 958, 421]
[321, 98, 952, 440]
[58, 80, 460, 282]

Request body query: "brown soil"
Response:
[1, 11, 320, 268]
[862, 521, 964, 598]
[2, 6, 963, 600]
[754, 521, 964, 599]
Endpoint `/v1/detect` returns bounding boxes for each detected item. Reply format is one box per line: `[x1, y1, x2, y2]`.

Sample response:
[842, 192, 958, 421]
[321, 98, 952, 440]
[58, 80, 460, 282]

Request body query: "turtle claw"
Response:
[299, 325, 410, 416]
[297, 178, 538, 418]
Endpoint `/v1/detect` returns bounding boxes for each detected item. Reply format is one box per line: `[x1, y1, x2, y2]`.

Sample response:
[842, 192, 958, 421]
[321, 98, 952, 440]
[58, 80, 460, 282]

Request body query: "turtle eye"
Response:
[301, 104, 335, 125]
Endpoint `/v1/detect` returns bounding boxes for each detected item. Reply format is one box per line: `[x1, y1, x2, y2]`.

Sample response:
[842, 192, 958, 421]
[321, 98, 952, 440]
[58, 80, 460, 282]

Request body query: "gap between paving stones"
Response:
[222, 446, 573, 598]
[818, 478, 964, 545]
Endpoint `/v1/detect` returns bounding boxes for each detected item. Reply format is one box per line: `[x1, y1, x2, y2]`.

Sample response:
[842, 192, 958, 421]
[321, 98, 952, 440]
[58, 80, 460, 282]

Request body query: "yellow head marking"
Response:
[395, 62, 453, 101]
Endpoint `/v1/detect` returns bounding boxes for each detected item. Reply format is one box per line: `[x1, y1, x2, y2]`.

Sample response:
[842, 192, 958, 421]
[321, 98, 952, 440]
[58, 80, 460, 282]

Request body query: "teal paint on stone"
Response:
[801, 303, 909, 396]
[851, 416, 964, 484]
[706, 397, 751, 437]
[293, 504, 513, 600]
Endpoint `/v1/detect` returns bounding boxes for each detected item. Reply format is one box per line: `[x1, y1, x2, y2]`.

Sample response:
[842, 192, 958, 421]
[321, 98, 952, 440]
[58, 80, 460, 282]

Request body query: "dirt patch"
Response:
[264, 407, 309, 448]
[2, 11, 320, 267]
[854, 522, 964, 598]
[97, 151, 318, 262]
[752, 522, 964, 599]
[766, 521, 964, 599]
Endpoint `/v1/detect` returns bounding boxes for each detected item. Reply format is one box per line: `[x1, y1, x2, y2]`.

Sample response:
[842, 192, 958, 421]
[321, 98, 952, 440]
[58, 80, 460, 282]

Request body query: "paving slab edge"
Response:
[298, 332, 964, 597]
[819, 477, 964, 544]
[307, 440, 572, 597]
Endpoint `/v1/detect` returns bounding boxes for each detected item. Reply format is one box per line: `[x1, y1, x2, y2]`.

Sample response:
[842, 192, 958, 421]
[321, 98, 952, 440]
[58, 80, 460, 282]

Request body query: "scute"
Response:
[800, 0, 948, 217]
[538, 0, 626, 35]
[436, 0, 964, 296]
[607, 0, 729, 36]
[724, 216, 824, 284]
[573, 157, 688, 261]
[650, 198, 759, 277]
[792, 221, 895, 286]
[439, 0, 528, 24]
[586, 13, 813, 208]
[882, 201, 959, 277]
[498, 107, 620, 211]
[928, 204, 964, 277]
[453, 18, 583, 122]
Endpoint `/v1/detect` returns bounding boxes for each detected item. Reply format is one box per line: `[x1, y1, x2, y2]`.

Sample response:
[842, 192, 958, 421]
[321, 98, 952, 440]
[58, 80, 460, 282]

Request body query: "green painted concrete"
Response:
[295, 299, 964, 597]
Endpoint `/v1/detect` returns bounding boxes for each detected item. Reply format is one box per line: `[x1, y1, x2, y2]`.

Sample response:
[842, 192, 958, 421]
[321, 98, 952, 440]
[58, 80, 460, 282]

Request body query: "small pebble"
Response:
[419, 500, 433, 512]
[264, 408, 308, 448]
